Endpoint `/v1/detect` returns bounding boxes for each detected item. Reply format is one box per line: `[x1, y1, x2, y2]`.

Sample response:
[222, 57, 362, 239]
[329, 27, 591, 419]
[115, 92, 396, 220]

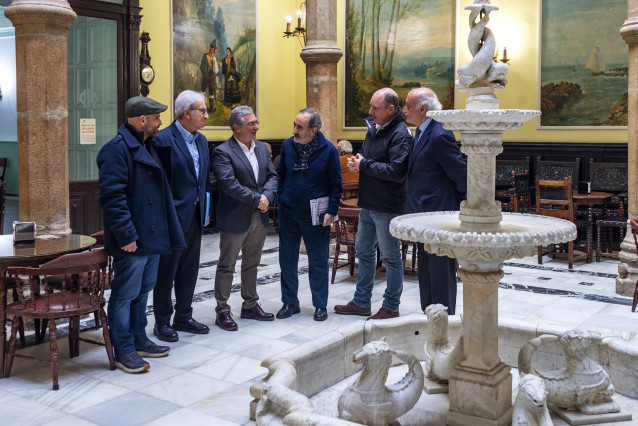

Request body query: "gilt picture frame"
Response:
[342, 0, 456, 129]
[171, 0, 257, 129]
[538, 0, 627, 129]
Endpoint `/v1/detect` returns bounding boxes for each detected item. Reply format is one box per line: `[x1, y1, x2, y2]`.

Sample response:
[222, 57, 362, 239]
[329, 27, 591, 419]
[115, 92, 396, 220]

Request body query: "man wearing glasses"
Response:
[211, 106, 277, 331]
[152, 90, 212, 342]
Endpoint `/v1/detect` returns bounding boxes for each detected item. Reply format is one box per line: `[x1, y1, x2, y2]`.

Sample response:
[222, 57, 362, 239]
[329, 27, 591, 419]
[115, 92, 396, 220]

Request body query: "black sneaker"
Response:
[115, 351, 150, 374]
[135, 340, 170, 358]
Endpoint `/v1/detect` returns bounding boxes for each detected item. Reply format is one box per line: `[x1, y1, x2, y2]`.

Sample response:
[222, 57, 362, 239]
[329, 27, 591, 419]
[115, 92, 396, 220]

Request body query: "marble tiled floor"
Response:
[2, 230, 637, 425]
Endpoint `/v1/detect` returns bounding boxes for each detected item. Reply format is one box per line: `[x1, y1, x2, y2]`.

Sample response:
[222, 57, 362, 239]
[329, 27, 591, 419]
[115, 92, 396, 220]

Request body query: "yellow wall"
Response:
[141, 0, 628, 144]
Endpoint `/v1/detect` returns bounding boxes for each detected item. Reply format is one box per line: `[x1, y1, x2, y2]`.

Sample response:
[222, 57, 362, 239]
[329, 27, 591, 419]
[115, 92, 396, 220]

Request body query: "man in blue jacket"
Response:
[335, 88, 413, 320]
[211, 106, 277, 331]
[152, 90, 212, 342]
[98, 96, 186, 373]
[403, 87, 467, 315]
[276, 108, 342, 321]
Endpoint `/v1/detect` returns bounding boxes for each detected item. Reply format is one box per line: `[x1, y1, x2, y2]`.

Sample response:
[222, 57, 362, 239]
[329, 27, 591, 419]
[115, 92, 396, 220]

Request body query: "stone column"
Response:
[300, 0, 342, 145]
[617, 0, 638, 296]
[5, 0, 76, 234]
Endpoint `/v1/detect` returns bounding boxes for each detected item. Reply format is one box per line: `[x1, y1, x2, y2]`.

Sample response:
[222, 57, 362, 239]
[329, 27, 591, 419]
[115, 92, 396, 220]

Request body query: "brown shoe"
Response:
[334, 301, 371, 317]
[241, 304, 275, 321]
[215, 311, 238, 331]
[367, 308, 399, 320]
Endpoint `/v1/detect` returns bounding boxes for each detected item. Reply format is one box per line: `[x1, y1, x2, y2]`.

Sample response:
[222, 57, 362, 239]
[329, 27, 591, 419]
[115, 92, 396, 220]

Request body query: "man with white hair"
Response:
[153, 90, 212, 342]
[402, 87, 467, 315]
[336, 140, 358, 184]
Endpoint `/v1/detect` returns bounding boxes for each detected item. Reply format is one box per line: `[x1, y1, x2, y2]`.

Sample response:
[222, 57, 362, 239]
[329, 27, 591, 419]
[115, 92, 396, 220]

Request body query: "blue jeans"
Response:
[108, 254, 159, 356]
[278, 204, 330, 309]
[353, 208, 403, 311]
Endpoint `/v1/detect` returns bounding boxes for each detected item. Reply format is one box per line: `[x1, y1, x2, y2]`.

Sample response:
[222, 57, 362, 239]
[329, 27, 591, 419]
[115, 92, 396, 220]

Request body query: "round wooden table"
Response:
[0, 234, 96, 378]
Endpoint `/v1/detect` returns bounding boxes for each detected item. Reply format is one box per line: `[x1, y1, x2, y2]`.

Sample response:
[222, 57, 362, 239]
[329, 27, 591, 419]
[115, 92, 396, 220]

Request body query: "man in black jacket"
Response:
[334, 88, 413, 320]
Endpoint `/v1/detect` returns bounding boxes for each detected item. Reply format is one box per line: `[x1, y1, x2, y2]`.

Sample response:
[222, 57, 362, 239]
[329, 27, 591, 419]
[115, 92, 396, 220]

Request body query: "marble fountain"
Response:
[250, 1, 638, 425]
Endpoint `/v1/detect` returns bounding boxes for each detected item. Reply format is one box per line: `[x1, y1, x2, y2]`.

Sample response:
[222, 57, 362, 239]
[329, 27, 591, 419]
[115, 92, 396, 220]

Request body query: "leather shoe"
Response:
[276, 303, 300, 319]
[215, 311, 238, 331]
[153, 323, 178, 342]
[241, 304, 275, 321]
[172, 318, 210, 334]
[334, 301, 371, 317]
[367, 307, 400, 320]
[313, 308, 328, 321]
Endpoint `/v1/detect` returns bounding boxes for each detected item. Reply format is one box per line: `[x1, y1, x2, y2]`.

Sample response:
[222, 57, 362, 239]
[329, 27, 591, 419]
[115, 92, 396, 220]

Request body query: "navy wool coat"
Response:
[405, 119, 467, 214]
[97, 124, 186, 257]
[155, 121, 211, 233]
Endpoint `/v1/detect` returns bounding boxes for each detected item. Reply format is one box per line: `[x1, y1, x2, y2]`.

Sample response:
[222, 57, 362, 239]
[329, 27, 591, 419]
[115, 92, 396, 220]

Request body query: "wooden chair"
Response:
[630, 218, 638, 312]
[536, 177, 587, 269]
[495, 157, 530, 211]
[5, 248, 115, 390]
[590, 161, 628, 261]
[342, 182, 358, 199]
[268, 194, 278, 233]
[331, 207, 360, 284]
[0, 157, 7, 183]
[510, 173, 533, 213]
[536, 156, 580, 189]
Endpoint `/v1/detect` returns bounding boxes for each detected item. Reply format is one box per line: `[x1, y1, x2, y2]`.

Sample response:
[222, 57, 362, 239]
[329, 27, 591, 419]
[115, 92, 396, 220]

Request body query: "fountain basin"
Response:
[250, 316, 638, 425]
[390, 212, 577, 268]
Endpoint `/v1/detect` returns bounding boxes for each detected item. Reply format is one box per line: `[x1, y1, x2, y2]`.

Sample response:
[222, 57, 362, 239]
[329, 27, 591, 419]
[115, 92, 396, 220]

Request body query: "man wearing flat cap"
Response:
[98, 96, 186, 374]
[200, 39, 219, 113]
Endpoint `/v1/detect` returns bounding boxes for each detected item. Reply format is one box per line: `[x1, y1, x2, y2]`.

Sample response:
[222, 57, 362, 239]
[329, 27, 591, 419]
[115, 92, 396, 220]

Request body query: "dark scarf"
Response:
[292, 134, 319, 171]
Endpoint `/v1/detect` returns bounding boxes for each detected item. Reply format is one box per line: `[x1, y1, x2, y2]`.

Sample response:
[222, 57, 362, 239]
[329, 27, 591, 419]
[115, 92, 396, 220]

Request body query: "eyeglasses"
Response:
[239, 120, 260, 127]
[189, 107, 208, 114]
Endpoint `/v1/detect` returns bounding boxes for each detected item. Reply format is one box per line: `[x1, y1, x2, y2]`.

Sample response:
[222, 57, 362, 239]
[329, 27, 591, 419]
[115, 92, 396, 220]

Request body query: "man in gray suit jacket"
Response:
[211, 106, 278, 331]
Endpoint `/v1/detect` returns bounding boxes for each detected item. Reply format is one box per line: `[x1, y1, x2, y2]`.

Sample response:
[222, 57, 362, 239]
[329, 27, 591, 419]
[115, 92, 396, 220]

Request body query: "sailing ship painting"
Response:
[585, 47, 605, 76]
[540, 0, 627, 127]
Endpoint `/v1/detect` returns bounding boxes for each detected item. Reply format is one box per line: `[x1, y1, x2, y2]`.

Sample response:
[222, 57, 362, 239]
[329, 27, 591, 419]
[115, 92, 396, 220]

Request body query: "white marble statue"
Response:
[423, 304, 463, 384]
[518, 329, 620, 415]
[512, 373, 553, 426]
[337, 337, 424, 426]
[456, 0, 508, 90]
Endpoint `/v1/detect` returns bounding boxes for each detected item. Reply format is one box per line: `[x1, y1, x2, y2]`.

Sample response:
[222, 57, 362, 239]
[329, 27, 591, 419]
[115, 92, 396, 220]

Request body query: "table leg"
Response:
[587, 206, 593, 263]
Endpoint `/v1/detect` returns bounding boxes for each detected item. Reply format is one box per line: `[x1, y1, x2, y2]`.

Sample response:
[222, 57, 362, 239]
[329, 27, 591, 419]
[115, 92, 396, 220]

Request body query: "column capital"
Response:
[5, 0, 76, 30]
[620, 17, 638, 45]
[300, 42, 343, 64]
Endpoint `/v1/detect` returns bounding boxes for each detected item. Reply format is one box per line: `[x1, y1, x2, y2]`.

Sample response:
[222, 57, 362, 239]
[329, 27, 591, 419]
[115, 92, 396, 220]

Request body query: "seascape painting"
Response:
[344, 0, 455, 128]
[540, 0, 627, 127]
[172, 0, 256, 128]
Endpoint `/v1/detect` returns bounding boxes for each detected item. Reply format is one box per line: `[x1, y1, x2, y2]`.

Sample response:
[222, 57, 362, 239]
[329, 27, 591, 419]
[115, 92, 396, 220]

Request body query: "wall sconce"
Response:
[283, 2, 306, 47]
[493, 47, 510, 65]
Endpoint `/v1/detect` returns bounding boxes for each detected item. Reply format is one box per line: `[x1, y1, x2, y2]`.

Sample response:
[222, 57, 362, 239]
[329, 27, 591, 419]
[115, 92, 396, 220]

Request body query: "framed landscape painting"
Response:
[172, 0, 257, 128]
[343, 0, 456, 129]
[539, 0, 627, 128]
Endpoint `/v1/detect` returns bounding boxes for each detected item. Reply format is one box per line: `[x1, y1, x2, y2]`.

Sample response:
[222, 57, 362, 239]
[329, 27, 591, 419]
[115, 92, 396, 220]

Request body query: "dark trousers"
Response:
[278, 204, 330, 309]
[417, 243, 457, 315]
[153, 208, 202, 325]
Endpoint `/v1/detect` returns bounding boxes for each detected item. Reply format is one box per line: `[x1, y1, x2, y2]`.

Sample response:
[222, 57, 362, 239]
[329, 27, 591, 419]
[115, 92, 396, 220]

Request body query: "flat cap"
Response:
[124, 96, 167, 118]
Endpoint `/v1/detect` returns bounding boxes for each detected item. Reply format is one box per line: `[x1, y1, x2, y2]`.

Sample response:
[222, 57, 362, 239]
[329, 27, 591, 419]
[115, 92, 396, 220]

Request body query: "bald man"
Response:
[334, 88, 413, 320]
[403, 87, 466, 315]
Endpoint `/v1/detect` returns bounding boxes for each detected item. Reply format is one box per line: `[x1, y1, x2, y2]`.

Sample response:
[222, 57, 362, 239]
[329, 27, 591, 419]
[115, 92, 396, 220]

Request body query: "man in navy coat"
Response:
[98, 96, 186, 373]
[211, 106, 277, 331]
[152, 90, 212, 342]
[403, 88, 467, 315]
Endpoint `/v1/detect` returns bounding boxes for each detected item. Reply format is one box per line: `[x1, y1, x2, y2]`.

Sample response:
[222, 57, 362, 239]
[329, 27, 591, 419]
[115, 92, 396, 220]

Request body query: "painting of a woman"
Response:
[222, 47, 241, 105]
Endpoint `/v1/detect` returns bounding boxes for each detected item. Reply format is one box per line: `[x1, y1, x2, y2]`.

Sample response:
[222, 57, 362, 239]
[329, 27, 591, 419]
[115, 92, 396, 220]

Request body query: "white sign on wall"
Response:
[80, 118, 96, 145]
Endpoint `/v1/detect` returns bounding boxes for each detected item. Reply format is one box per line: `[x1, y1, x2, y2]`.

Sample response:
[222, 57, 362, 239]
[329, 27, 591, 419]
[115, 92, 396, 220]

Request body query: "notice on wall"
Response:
[80, 118, 97, 145]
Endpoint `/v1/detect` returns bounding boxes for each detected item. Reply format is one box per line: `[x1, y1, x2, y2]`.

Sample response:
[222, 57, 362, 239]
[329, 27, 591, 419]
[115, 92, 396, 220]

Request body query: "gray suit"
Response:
[211, 136, 277, 313]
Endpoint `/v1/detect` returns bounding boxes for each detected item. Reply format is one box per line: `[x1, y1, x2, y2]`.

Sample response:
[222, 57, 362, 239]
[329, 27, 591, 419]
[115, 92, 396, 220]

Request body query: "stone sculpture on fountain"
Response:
[518, 329, 620, 416]
[422, 304, 463, 392]
[512, 373, 553, 426]
[337, 337, 424, 426]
